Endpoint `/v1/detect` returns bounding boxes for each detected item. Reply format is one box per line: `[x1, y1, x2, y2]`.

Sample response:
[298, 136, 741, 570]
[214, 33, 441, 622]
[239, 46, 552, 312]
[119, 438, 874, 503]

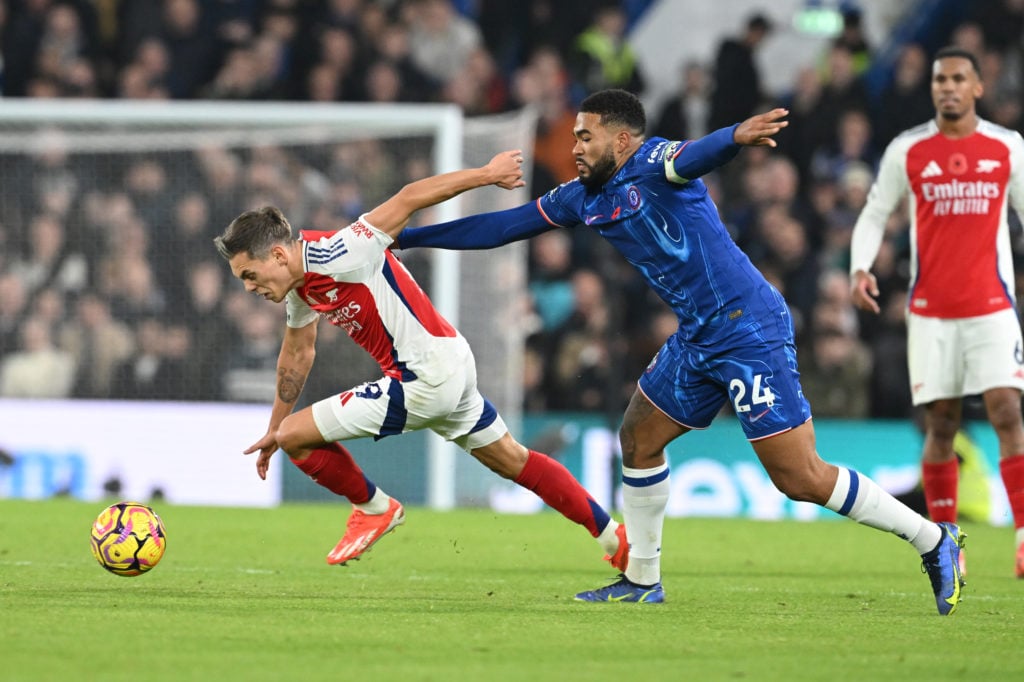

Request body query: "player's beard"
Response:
[577, 147, 617, 188]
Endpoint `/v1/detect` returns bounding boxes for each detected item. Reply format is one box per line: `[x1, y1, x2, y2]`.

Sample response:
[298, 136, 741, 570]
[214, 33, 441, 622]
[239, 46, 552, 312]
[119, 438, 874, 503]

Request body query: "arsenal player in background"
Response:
[851, 46, 1024, 578]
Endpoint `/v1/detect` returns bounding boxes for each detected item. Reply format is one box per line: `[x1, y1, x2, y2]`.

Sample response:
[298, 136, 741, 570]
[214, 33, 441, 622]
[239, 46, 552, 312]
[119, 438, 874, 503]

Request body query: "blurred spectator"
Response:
[159, 0, 220, 99]
[774, 66, 828, 187]
[4, 0, 54, 96]
[833, 7, 872, 75]
[545, 269, 612, 411]
[405, 0, 481, 87]
[371, 19, 439, 102]
[194, 146, 245, 231]
[111, 316, 183, 400]
[650, 60, 709, 140]
[708, 13, 772, 132]
[528, 230, 575, 331]
[817, 161, 874, 273]
[361, 60, 401, 103]
[477, 0, 591, 74]
[0, 316, 76, 398]
[317, 0, 363, 33]
[175, 260, 235, 401]
[116, 0, 166, 67]
[311, 25, 361, 100]
[513, 46, 578, 192]
[0, 273, 28, 356]
[6, 213, 88, 296]
[124, 158, 174, 241]
[798, 324, 872, 418]
[875, 43, 933, 147]
[152, 191, 214, 290]
[866, 288, 913, 418]
[753, 205, 819, 336]
[60, 291, 135, 398]
[809, 108, 878, 186]
[967, 0, 1024, 54]
[568, 4, 644, 99]
[810, 43, 872, 154]
[34, 3, 96, 96]
[950, 21, 986, 57]
[222, 302, 282, 402]
[101, 257, 167, 324]
[443, 46, 508, 115]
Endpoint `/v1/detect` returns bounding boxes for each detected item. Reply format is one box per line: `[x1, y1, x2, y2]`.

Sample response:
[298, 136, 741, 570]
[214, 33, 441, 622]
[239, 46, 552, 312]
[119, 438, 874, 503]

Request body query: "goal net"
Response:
[0, 100, 536, 508]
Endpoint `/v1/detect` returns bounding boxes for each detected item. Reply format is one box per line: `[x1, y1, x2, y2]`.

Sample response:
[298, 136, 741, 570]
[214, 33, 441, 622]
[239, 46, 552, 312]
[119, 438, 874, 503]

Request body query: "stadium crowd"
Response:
[1, 0, 1024, 421]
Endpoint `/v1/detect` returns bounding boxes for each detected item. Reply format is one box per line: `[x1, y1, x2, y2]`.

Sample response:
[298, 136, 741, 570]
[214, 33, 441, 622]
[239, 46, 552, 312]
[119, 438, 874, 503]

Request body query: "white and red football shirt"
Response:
[851, 118, 1024, 318]
[285, 214, 464, 385]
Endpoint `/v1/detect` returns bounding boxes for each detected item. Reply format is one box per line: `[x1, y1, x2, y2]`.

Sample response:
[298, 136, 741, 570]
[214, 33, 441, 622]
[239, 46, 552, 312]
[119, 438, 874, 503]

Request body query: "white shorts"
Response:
[907, 308, 1024, 405]
[310, 348, 507, 452]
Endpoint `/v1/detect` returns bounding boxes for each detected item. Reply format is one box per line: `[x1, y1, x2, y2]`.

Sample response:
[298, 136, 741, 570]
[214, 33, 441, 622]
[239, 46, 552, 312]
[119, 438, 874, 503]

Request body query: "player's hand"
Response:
[244, 431, 279, 481]
[733, 108, 789, 147]
[486, 149, 526, 190]
[850, 269, 881, 314]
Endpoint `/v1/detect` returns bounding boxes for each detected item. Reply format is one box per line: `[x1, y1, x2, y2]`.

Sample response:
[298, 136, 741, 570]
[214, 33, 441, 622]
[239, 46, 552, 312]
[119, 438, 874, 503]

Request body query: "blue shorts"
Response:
[637, 324, 812, 441]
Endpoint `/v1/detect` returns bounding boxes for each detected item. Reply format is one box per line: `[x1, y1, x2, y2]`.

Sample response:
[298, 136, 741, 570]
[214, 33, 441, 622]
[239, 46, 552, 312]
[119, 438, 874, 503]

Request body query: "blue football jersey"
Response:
[537, 136, 789, 347]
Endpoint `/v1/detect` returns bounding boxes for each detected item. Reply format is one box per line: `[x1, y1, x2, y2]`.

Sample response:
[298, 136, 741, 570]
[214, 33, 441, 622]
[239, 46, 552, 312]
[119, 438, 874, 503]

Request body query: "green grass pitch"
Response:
[1, 498, 1021, 682]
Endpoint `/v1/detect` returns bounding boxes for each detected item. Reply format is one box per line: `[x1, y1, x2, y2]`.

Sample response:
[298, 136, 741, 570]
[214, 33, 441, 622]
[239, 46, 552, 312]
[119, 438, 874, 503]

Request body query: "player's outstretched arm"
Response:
[666, 108, 786, 183]
[366, 150, 524, 239]
[244, 321, 317, 480]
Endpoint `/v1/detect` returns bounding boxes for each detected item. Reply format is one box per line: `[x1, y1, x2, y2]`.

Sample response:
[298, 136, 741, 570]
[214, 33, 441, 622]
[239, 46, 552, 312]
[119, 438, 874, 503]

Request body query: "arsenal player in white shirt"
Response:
[851, 46, 1024, 578]
[213, 150, 628, 579]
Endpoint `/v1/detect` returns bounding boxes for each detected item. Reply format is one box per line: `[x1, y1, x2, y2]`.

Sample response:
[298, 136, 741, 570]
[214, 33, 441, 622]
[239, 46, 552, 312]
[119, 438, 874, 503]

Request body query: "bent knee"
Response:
[275, 418, 313, 458]
[771, 464, 835, 505]
[472, 435, 528, 479]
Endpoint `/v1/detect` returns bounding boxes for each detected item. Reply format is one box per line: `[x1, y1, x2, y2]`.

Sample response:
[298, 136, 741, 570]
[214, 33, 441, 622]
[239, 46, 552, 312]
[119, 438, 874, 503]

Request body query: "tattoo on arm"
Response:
[277, 367, 306, 403]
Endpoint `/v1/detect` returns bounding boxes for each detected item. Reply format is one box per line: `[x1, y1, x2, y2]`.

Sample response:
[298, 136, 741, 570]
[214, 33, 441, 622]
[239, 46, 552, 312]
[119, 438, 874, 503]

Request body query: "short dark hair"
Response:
[214, 206, 293, 260]
[579, 89, 646, 135]
[934, 46, 981, 78]
[747, 13, 772, 33]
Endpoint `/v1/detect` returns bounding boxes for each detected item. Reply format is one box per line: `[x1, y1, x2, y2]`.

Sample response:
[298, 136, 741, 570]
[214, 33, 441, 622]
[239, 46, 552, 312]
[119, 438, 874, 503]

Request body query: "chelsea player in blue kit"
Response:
[397, 89, 965, 614]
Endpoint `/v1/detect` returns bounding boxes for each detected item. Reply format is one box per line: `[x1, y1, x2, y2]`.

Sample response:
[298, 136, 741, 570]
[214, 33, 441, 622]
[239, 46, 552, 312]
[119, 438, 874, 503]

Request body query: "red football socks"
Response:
[293, 442, 375, 504]
[922, 459, 958, 524]
[1000, 454, 1024, 530]
[514, 450, 608, 536]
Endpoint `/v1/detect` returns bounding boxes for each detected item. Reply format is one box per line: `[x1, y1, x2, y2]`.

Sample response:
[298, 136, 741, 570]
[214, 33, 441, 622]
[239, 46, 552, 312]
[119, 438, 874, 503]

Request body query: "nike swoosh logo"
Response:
[749, 409, 770, 423]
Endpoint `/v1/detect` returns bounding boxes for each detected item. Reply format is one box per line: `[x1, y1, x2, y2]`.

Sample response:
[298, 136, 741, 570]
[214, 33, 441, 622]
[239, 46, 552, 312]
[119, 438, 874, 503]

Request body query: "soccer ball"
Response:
[90, 502, 167, 577]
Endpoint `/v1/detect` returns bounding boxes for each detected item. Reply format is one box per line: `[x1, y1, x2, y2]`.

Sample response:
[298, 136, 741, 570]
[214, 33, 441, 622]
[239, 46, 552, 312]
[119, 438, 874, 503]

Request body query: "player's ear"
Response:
[271, 243, 289, 265]
[616, 128, 632, 152]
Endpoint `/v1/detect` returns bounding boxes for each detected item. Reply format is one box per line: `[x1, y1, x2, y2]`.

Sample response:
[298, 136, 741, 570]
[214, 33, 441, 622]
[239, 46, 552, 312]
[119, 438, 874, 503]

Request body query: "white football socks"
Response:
[825, 467, 941, 555]
[621, 462, 670, 586]
[597, 520, 621, 556]
[354, 489, 391, 514]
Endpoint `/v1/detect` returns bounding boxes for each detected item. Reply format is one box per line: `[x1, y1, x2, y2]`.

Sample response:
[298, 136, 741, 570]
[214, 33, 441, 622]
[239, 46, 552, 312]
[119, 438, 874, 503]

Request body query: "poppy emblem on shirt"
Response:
[627, 186, 641, 209]
[947, 153, 968, 175]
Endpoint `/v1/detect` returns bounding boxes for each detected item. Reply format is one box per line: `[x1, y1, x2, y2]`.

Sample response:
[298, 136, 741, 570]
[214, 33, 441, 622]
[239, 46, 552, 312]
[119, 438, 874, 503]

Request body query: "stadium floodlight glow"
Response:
[792, 3, 844, 36]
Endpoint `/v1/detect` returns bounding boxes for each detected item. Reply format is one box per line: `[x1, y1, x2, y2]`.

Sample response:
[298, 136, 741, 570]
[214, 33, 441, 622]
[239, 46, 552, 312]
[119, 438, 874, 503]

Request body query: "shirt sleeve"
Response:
[285, 289, 318, 329]
[304, 214, 391, 281]
[396, 201, 558, 250]
[1007, 131, 1024, 219]
[849, 139, 909, 275]
[663, 125, 742, 184]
